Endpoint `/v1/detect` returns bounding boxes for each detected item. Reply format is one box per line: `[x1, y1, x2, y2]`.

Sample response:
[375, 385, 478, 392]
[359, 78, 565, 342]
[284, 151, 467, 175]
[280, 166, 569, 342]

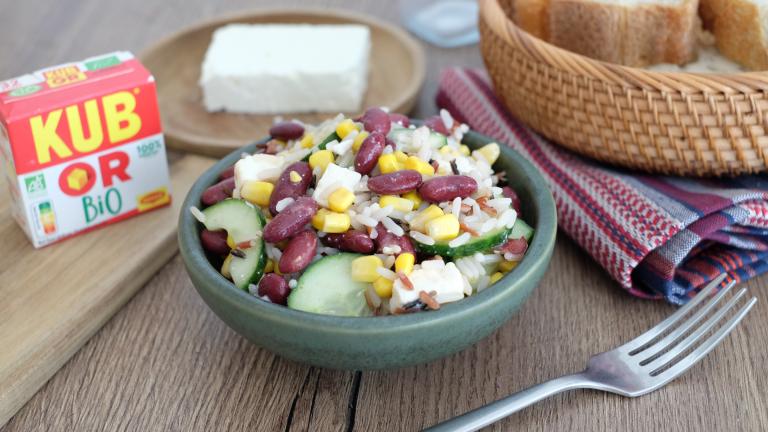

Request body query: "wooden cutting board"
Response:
[0, 153, 214, 427]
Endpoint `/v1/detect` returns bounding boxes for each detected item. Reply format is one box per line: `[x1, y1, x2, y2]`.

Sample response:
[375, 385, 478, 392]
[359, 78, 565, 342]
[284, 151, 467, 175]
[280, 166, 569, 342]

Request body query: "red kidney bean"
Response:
[200, 229, 230, 255]
[389, 113, 410, 127]
[323, 230, 375, 254]
[355, 132, 385, 174]
[269, 121, 305, 141]
[218, 165, 235, 180]
[361, 107, 391, 135]
[366, 170, 422, 195]
[269, 162, 312, 215]
[496, 237, 528, 255]
[423, 115, 449, 135]
[201, 177, 236, 206]
[419, 175, 477, 203]
[262, 197, 318, 243]
[258, 273, 290, 305]
[279, 230, 317, 273]
[501, 186, 521, 214]
[374, 224, 415, 255]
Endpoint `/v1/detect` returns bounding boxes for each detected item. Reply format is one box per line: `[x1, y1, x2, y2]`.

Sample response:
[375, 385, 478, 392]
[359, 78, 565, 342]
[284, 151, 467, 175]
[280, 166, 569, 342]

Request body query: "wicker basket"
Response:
[479, 0, 768, 176]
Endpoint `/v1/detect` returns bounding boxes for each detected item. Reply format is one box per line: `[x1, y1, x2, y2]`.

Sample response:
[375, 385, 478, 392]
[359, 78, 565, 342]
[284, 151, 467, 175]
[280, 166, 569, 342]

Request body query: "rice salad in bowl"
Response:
[190, 107, 534, 317]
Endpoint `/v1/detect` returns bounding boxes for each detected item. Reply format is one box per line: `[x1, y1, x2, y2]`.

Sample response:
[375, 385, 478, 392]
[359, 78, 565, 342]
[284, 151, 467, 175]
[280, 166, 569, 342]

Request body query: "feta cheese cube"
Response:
[390, 261, 465, 310]
[200, 24, 371, 114]
[234, 154, 285, 197]
[313, 163, 362, 207]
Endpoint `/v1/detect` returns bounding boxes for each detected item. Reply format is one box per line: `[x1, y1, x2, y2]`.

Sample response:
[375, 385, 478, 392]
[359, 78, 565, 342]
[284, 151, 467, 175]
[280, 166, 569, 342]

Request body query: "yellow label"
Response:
[44, 66, 87, 88]
[136, 187, 170, 212]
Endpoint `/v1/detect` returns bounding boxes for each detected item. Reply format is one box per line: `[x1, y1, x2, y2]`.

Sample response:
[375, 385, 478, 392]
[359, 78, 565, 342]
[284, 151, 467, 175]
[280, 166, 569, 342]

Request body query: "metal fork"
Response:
[425, 274, 757, 432]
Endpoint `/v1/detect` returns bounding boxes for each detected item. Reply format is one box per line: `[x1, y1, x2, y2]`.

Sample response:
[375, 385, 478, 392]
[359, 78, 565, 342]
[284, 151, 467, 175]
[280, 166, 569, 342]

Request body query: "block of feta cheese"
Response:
[200, 24, 371, 114]
[390, 260, 466, 310]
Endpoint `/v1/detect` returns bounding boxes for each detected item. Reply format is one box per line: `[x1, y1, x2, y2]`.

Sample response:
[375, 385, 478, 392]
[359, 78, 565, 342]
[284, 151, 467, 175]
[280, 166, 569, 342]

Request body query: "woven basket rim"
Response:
[479, 0, 768, 94]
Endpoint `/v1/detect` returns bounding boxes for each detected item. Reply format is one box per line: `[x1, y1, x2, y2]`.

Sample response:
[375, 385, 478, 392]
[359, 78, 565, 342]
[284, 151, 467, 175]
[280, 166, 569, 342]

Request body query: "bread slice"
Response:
[510, 0, 551, 39]
[546, 0, 700, 67]
[700, 0, 768, 70]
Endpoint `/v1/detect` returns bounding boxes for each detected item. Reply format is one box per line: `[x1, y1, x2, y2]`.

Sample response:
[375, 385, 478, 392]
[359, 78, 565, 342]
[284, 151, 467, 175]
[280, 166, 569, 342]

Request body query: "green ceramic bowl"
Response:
[178, 130, 557, 370]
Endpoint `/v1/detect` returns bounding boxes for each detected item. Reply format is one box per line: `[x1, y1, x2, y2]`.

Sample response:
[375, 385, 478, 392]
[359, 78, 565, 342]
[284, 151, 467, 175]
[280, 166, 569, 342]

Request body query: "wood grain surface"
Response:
[1, 1, 766, 431]
[0, 154, 214, 428]
[142, 8, 425, 157]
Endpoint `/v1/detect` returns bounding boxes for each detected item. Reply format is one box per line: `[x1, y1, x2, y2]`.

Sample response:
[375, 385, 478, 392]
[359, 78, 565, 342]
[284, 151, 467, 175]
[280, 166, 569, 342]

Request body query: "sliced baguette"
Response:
[700, 0, 768, 70]
[512, 0, 551, 39]
[547, 0, 700, 67]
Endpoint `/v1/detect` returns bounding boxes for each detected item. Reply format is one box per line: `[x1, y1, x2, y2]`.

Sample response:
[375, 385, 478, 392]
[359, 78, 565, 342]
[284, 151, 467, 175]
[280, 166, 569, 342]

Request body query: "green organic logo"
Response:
[84, 55, 120, 71]
[9, 85, 41, 97]
[24, 174, 46, 196]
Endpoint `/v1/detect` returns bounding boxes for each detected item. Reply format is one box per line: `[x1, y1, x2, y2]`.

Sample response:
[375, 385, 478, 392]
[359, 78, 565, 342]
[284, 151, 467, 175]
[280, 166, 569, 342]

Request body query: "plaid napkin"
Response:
[437, 68, 768, 304]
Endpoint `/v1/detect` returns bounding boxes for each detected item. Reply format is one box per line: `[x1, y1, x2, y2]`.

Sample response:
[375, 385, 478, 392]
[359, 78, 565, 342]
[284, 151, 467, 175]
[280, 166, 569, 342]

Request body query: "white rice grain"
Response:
[440, 108, 454, 130]
[448, 232, 471, 247]
[476, 275, 491, 292]
[451, 197, 462, 217]
[189, 206, 206, 224]
[382, 216, 404, 236]
[275, 197, 295, 212]
[480, 218, 497, 234]
[376, 267, 397, 280]
[357, 214, 378, 228]
[288, 279, 298, 289]
[410, 231, 435, 245]
[384, 255, 396, 269]
[421, 259, 444, 270]
[266, 244, 282, 261]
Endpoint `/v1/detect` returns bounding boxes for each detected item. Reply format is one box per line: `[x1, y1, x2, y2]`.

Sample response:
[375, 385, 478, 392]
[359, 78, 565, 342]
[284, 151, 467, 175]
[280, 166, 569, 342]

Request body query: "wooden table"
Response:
[2, 1, 767, 431]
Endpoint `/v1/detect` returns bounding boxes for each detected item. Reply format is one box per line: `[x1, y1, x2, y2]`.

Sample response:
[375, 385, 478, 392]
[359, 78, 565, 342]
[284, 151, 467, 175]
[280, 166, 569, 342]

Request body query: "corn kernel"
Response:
[439, 146, 458, 157]
[240, 180, 274, 207]
[264, 259, 275, 273]
[289, 170, 302, 183]
[426, 214, 460, 241]
[221, 254, 233, 279]
[404, 156, 435, 175]
[300, 133, 314, 149]
[322, 212, 351, 233]
[312, 208, 331, 231]
[378, 153, 401, 174]
[459, 145, 471, 156]
[335, 119, 358, 139]
[395, 253, 415, 275]
[379, 195, 414, 212]
[309, 150, 335, 173]
[373, 277, 393, 298]
[402, 191, 422, 209]
[490, 272, 504, 284]
[410, 205, 445, 232]
[226, 234, 236, 249]
[351, 255, 384, 282]
[328, 187, 355, 212]
[473, 142, 500, 165]
[498, 259, 518, 273]
[394, 151, 409, 163]
[352, 131, 369, 152]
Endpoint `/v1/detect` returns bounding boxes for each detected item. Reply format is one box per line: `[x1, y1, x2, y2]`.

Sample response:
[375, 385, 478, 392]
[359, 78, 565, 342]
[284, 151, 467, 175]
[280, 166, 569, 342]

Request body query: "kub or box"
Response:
[0, 51, 171, 248]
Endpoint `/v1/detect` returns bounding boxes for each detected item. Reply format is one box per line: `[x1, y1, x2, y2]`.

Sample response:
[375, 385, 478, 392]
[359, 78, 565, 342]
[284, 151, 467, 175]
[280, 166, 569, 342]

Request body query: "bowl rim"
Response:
[178, 129, 557, 334]
[479, 0, 768, 90]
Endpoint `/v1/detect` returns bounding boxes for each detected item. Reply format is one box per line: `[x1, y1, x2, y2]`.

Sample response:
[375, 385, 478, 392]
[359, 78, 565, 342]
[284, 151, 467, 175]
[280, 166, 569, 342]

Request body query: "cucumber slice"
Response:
[288, 253, 373, 317]
[388, 127, 447, 152]
[413, 219, 534, 258]
[509, 218, 534, 242]
[202, 199, 267, 290]
[414, 225, 513, 258]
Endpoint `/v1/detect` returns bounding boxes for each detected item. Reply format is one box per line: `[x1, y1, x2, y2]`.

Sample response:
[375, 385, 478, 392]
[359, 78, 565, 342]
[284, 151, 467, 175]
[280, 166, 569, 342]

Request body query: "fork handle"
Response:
[423, 372, 592, 432]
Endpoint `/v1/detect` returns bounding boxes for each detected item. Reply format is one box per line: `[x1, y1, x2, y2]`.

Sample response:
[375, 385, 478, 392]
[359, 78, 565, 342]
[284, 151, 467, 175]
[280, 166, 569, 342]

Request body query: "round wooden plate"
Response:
[140, 9, 426, 157]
